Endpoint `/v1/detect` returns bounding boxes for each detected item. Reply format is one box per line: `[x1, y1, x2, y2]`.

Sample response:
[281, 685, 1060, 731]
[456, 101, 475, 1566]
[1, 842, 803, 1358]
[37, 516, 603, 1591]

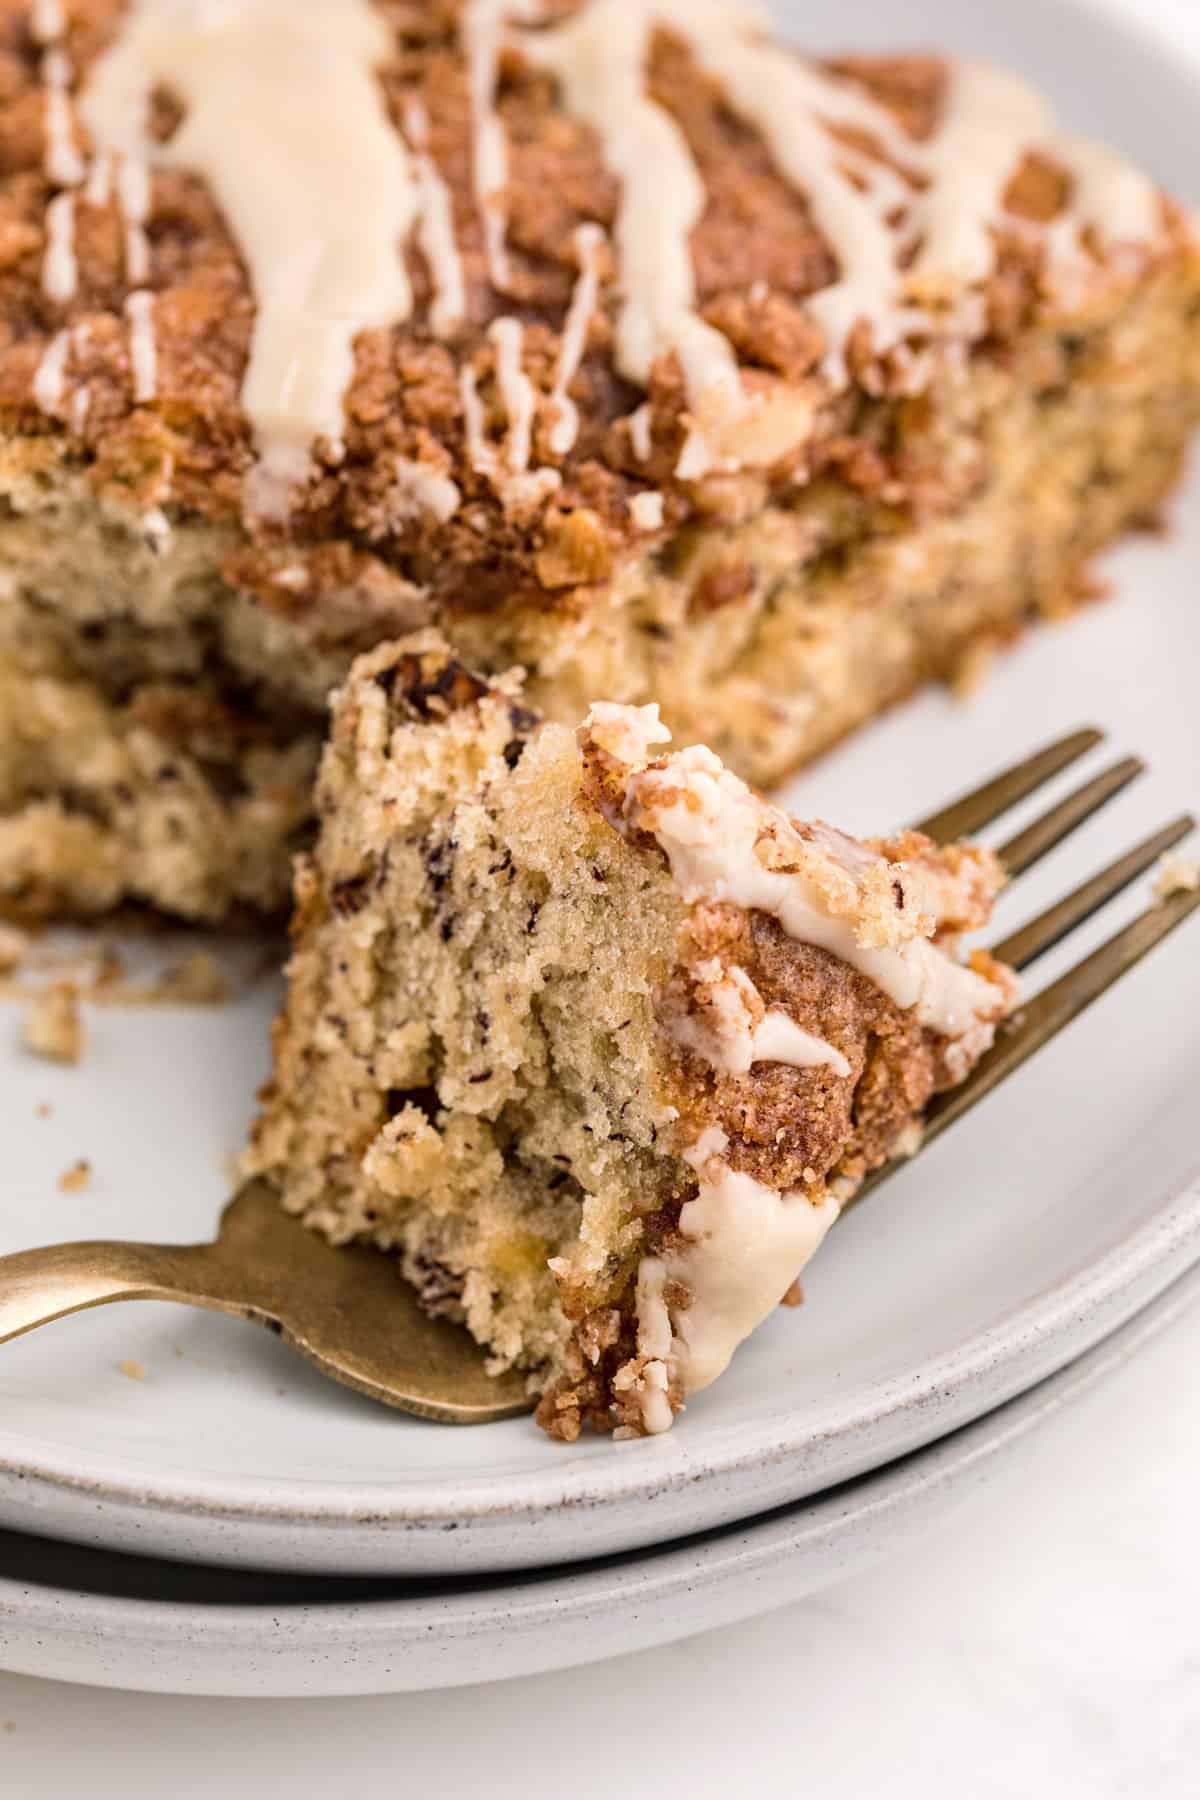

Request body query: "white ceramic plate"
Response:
[2, 0, 1200, 1579]
[0, 1258, 1196, 1699]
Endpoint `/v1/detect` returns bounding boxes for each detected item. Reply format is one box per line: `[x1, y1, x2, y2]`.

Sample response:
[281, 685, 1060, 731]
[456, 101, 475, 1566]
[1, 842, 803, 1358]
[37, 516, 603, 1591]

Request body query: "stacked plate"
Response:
[3, 0, 1200, 1698]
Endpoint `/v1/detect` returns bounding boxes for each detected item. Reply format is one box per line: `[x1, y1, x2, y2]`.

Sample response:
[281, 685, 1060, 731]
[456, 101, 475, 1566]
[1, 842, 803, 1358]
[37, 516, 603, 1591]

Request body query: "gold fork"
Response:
[0, 728, 1196, 1424]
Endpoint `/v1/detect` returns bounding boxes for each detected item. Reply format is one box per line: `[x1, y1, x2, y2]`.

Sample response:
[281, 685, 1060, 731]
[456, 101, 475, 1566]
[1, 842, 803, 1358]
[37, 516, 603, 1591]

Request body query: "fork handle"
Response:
[0, 1238, 256, 1344]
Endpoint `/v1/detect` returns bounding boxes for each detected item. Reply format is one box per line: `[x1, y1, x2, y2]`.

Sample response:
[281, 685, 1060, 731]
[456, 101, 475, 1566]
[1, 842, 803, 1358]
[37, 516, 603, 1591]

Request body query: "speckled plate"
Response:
[0, 1258, 1196, 1698]
[3, 0, 1200, 1579]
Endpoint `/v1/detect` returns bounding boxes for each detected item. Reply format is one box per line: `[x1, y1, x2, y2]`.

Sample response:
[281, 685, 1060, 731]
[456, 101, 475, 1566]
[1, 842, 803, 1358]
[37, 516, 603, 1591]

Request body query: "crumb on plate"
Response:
[1154, 851, 1200, 900]
[22, 982, 84, 1064]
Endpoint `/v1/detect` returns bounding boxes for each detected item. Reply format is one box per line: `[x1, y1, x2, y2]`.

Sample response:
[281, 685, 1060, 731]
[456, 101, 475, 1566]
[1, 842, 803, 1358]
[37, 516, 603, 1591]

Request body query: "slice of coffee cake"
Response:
[247, 634, 1016, 1438]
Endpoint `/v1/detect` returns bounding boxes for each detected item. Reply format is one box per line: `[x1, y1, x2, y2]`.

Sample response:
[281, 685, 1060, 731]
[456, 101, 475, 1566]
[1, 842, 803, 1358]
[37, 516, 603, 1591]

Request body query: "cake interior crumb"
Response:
[58, 1158, 92, 1193]
[118, 1359, 147, 1382]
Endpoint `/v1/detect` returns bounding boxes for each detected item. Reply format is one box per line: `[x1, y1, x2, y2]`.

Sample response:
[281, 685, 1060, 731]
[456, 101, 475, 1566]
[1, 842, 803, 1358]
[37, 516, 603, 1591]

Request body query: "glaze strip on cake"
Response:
[79, 0, 419, 518]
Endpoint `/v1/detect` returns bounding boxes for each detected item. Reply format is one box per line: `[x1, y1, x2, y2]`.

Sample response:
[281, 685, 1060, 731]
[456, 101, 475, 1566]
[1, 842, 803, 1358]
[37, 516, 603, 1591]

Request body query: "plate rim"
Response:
[2, 1257, 1197, 1698]
[1, 1169, 1196, 1554]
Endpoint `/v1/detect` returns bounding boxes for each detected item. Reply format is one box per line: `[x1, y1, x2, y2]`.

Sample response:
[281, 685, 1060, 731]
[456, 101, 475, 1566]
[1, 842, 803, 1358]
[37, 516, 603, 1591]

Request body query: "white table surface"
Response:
[3, 0, 1199, 1790]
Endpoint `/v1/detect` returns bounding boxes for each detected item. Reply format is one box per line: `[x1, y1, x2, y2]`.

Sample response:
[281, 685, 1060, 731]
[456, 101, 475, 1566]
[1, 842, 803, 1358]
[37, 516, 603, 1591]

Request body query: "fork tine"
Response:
[845, 879, 1200, 1214]
[995, 755, 1145, 877]
[994, 815, 1196, 971]
[912, 727, 1104, 844]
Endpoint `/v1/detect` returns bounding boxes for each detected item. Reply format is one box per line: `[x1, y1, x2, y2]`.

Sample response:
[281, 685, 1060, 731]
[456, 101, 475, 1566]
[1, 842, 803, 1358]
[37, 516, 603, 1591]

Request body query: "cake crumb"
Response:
[949, 636, 997, 699]
[119, 1359, 147, 1382]
[153, 950, 230, 1005]
[35, 1100, 52, 1118]
[58, 1158, 91, 1193]
[1154, 852, 1200, 901]
[23, 982, 84, 1063]
[0, 923, 28, 973]
[891, 1119, 925, 1159]
[780, 1279, 805, 1308]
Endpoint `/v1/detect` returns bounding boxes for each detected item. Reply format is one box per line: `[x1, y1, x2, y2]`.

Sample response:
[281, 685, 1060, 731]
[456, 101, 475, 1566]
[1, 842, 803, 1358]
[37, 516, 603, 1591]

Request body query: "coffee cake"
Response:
[1, 0, 1197, 920]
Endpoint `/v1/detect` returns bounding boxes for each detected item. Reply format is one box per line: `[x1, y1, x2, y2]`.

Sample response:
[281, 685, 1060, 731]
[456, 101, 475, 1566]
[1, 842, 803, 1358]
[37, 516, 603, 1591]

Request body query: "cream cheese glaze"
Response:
[635, 1128, 841, 1420]
[623, 740, 1007, 1050]
[79, 0, 417, 520]
[578, 701, 1014, 1425]
[669, 959, 852, 1079]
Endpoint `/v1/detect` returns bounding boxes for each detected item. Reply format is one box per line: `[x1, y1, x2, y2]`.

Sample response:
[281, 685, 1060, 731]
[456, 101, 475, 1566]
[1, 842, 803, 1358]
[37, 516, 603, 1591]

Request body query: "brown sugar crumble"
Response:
[22, 981, 84, 1063]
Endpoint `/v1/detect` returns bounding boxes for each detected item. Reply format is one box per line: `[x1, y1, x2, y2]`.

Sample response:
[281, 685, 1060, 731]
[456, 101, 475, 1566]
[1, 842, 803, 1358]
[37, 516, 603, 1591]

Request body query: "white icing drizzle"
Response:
[1054, 135, 1162, 248]
[403, 98, 467, 340]
[671, 959, 852, 1078]
[27, 0, 1161, 527]
[462, 318, 562, 512]
[462, 0, 512, 293]
[629, 489, 664, 531]
[143, 505, 171, 549]
[517, 1, 1168, 426]
[627, 401, 653, 462]
[124, 289, 157, 403]
[83, 150, 112, 207]
[751, 1007, 850, 1074]
[116, 155, 151, 287]
[387, 456, 462, 526]
[30, 0, 65, 40]
[911, 64, 1050, 288]
[655, 0, 917, 378]
[517, 0, 746, 459]
[636, 1126, 841, 1404]
[488, 315, 537, 474]
[583, 702, 1010, 1055]
[913, 65, 1162, 291]
[629, 741, 1004, 1045]
[32, 327, 71, 414]
[460, 363, 502, 484]
[80, 0, 419, 520]
[548, 221, 606, 456]
[462, 0, 541, 293]
[41, 46, 85, 188]
[42, 191, 77, 302]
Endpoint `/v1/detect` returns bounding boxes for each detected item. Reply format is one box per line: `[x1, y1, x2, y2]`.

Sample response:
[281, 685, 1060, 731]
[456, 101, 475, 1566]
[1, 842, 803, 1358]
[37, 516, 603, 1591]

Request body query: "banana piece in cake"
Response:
[1, 1, 1198, 921]
[246, 634, 1018, 1439]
